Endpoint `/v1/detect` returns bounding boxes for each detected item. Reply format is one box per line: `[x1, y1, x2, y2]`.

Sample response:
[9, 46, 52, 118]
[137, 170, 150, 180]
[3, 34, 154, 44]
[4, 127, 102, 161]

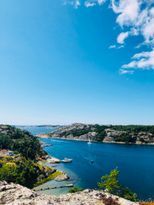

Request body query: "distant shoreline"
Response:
[37, 134, 154, 146]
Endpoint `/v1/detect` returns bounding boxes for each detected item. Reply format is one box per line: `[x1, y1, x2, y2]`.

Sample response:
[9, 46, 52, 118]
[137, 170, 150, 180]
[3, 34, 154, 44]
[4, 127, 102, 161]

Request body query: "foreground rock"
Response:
[0, 181, 138, 205]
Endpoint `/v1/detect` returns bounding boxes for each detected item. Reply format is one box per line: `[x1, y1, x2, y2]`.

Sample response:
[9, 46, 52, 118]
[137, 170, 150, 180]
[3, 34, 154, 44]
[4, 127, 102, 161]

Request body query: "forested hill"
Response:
[0, 125, 62, 188]
[0, 125, 45, 160]
[48, 123, 154, 144]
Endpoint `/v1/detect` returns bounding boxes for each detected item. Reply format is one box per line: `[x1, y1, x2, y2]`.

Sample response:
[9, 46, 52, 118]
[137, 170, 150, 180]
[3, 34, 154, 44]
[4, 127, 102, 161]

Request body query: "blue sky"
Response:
[0, 0, 154, 125]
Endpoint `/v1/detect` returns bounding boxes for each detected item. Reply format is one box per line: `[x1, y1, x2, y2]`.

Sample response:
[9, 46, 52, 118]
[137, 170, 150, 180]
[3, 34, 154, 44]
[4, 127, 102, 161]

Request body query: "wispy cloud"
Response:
[64, 0, 80, 9]
[117, 32, 129, 44]
[64, 0, 106, 8]
[85, 0, 106, 7]
[109, 44, 116, 49]
[122, 50, 154, 70]
[119, 69, 134, 75]
[111, 0, 140, 27]
[85, 1, 96, 7]
[108, 44, 124, 49]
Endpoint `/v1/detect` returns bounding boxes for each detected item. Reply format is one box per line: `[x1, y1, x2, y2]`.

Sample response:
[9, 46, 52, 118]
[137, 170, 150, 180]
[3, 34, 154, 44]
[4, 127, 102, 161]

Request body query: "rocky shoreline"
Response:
[35, 155, 70, 186]
[40, 123, 154, 145]
[38, 134, 154, 146]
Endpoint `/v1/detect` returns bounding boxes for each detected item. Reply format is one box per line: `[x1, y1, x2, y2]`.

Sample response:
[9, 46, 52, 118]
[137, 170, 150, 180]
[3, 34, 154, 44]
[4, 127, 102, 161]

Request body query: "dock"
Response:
[34, 184, 74, 191]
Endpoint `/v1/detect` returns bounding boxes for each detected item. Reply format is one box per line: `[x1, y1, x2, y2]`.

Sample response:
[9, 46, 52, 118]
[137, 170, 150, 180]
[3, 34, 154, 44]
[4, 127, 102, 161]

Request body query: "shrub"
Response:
[69, 186, 83, 193]
[98, 168, 138, 202]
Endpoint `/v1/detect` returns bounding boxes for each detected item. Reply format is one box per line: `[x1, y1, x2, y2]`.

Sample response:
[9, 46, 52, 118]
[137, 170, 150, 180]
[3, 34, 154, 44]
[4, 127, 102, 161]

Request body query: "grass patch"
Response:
[69, 186, 83, 193]
[34, 170, 63, 187]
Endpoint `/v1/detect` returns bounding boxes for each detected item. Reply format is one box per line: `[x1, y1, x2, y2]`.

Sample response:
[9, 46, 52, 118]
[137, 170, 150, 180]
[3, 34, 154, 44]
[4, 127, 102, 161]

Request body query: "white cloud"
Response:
[97, 0, 105, 5]
[119, 69, 134, 74]
[109, 44, 116, 49]
[111, 0, 154, 73]
[65, 0, 105, 8]
[64, 0, 80, 8]
[85, 1, 96, 7]
[142, 17, 154, 43]
[122, 50, 154, 70]
[65, 0, 154, 73]
[85, 0, 106, 7]
[117, 32, 129, 44]
[111, 0, 140, 27]
[108, 44, 124, 49]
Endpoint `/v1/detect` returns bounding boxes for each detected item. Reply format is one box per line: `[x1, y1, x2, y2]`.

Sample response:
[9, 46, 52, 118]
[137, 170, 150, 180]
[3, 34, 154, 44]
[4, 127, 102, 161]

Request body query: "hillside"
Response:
[47, 123, 154, 144]
[0, 124, 45, 160]
[0, 125, 64, 188]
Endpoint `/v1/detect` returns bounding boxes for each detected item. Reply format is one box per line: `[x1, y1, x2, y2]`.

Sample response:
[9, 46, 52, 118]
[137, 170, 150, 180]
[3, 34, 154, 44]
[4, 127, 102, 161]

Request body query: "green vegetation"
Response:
[0, 125, 59, 188]
[55, 124, 154, 143]
[0, 125, 45, 160]
[113, 133, 137, 143]
[0, 156, 55, 188]
[98, 168, 138, 202]
[69, 186, 83, 193]
[94, 124, 154, 142]
[92, 124, 154, 134]
[34, 170, 62, 186]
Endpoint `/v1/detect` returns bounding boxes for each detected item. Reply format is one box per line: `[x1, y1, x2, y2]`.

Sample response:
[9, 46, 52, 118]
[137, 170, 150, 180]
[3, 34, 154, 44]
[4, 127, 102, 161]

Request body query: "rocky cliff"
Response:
[0, 181, 138, 205]
[46, 123, 154, 144]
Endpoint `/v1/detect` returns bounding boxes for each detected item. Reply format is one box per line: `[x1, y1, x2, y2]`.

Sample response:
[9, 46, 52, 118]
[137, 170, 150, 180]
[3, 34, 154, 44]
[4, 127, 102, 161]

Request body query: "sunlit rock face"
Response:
[47, 124, 154, 144]
[0, 181, 139, 205]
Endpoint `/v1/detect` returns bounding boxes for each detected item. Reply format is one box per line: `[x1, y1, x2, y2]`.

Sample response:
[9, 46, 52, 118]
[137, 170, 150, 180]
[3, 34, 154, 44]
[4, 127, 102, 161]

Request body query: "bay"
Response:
[23, 126, 154, 200]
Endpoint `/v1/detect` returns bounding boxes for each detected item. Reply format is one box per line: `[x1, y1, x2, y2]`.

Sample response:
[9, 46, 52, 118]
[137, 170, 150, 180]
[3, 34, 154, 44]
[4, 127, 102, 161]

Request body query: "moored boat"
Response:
[62, 158, 73, 163]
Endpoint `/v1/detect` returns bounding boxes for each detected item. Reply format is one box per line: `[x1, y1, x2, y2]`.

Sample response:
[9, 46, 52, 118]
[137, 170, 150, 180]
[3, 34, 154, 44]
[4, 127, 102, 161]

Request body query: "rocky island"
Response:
[44, 123, 154, 145]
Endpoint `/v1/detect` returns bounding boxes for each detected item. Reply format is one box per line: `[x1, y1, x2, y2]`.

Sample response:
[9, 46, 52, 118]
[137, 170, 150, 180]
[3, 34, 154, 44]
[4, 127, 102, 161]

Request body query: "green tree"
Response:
[0, 157, 41, 188]
[0, 134, 12, 149]
[98, 168, 138, 202]
[0, 126, 45, 160]
[0, 162, 17, 182]
[98, 168, 120, 194]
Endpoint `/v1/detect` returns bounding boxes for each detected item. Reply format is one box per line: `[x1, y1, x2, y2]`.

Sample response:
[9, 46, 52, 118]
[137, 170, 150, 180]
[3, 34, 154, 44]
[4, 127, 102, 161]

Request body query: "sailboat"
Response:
[87, 139, 92, 144]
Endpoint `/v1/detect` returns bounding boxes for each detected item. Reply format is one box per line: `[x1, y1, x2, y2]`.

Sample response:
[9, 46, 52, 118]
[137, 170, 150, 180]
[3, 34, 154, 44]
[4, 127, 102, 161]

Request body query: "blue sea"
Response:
[22, 126, 154, 200]
[17, 126, 56, 135]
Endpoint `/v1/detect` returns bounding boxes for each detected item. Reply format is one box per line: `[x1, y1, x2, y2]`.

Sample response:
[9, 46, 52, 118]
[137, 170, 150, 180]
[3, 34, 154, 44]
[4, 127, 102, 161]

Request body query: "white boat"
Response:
[87, 139, 92, 144]
[62, 158, 73, 163]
